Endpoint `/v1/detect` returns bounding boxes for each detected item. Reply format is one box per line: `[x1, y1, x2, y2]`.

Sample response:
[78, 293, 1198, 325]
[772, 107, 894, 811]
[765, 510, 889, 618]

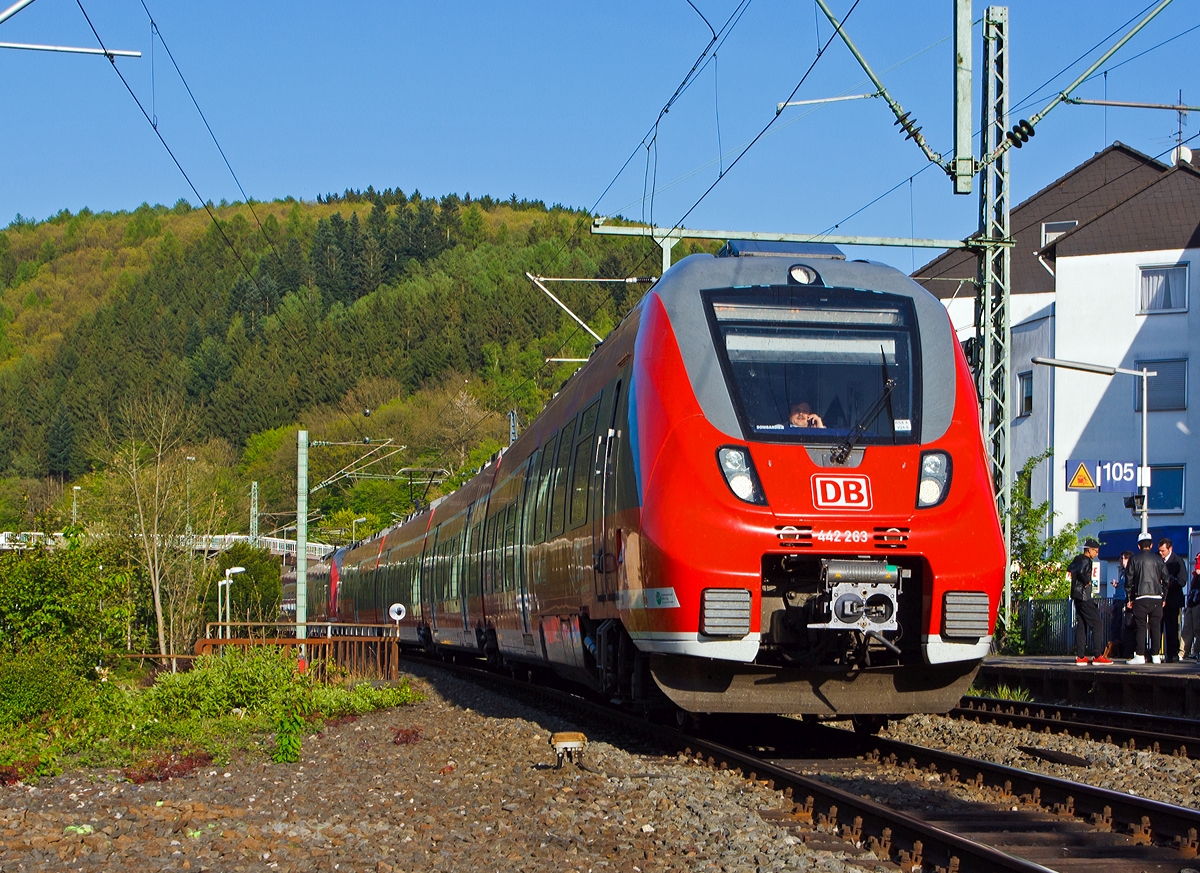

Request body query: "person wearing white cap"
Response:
[1125, 532, 1168, 664]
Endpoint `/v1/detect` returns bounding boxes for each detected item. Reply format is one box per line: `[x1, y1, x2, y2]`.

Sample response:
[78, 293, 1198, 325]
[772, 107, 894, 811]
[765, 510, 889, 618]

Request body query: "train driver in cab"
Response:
[788, 402, 825, 429]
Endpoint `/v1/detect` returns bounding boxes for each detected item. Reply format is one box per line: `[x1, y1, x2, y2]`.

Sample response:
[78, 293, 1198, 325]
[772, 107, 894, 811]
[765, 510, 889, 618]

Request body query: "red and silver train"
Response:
[287, 241, 1005, 719]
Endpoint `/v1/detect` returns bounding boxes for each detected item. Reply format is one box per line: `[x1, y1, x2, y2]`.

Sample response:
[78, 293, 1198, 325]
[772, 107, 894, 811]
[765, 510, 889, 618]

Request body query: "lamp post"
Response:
[352, 516, 367, 542]
[185, 456, 196, 541]
[72, 486, 80, 526]
[1032, 356, 1156, 536]
[219, 566, 245, 640]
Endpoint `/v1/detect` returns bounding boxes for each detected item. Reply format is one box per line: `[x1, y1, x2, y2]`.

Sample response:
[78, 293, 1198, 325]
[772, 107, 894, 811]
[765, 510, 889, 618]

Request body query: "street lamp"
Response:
[219, 566, 246, 640]
[352, 516, 368, 542]
[72, 486, 80, 526]
[185, 456, 196, 541]
[1032, 356, 1156, 536]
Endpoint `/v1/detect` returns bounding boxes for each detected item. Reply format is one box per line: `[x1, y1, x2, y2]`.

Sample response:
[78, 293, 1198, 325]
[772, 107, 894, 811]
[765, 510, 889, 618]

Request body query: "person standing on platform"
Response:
[1109, 550, 1132, 659]
[1069, 538, 1110, 665]
[1159, 537, 1188, 662]
[1127, 533, 1167, 665]
[1183, 553, 1200, 660]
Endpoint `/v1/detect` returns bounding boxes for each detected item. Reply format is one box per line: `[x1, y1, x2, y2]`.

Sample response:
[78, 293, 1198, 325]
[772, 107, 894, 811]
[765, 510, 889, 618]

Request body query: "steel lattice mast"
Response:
[976, 6, 1013, 627]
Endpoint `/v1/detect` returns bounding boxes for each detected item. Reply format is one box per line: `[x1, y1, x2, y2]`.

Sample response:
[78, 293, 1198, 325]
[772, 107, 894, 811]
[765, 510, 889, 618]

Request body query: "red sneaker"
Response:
[1092, 655, 1113, 665]
[1075, 657, 1090, 666]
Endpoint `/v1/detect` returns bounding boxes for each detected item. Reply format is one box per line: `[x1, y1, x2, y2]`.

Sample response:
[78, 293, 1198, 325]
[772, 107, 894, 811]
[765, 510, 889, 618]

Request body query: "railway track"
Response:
[402, 654, 1200, 872]
[955, 695, 1200, 759]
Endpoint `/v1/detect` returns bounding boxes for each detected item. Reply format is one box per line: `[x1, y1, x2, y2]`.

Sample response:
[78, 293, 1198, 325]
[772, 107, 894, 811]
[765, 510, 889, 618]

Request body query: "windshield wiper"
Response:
[830, 348, 897, 464]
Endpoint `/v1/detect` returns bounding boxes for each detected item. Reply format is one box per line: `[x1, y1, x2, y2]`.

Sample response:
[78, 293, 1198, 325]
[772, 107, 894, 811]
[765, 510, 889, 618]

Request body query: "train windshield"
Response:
[705, 286, 921, 444]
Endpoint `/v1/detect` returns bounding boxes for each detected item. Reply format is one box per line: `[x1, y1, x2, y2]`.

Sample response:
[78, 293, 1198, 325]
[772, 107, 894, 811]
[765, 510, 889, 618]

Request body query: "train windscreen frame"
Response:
[703, 285, 922, 445]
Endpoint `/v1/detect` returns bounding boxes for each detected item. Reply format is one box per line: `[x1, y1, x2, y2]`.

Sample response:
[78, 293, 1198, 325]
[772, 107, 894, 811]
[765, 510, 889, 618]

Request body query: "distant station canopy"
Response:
[716, 240, 846, 259]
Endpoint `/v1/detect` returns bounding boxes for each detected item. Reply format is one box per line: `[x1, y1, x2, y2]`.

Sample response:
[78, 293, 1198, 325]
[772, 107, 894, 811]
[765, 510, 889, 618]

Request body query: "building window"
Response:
[1139, 264, 1188, 313]
[1148, 465, 1185, 513]
[1041, 220, 1077, 246]
[1017, 371, 1033, 416]
[1134, 358, 1187, 411]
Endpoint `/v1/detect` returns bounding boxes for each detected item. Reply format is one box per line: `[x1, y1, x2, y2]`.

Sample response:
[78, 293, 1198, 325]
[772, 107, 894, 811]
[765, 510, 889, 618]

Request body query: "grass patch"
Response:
[0, 647, 423, 780]
[966, 682, 1033, 702]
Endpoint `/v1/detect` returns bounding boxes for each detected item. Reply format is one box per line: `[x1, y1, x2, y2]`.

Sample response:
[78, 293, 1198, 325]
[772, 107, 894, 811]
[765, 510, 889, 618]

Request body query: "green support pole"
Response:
[297, 430, 308, 646]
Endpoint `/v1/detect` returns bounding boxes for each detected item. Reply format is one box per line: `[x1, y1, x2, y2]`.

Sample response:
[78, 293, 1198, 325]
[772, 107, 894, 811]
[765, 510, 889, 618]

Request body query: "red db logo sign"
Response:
[812, 475, 873, 511]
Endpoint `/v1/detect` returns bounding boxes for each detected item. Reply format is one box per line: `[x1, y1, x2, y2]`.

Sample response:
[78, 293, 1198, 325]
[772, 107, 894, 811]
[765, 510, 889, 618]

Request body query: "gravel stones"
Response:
[882, 712, 1200, 809]
[0, 665, 874, 873]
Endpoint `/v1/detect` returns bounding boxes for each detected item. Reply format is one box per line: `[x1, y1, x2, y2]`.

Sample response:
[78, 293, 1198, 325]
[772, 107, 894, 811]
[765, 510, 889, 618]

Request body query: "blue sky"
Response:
[2, 0, 1197, 272]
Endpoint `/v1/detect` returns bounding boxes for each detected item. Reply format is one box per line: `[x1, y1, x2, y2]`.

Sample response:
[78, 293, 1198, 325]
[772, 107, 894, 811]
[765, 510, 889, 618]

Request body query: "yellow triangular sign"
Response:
[1069, 462, 1096, 489]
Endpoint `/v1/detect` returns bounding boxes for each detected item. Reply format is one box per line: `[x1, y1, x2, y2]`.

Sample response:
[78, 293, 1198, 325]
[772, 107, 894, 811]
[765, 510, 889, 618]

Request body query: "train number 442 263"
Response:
[813, 529, 871, 543]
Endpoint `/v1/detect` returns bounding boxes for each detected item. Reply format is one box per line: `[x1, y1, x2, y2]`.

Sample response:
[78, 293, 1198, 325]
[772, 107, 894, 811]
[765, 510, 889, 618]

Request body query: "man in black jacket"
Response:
[1159, 537, 1188, 662]
[1068, 538, 1110, 665]
[1127, 533, 1168, 665]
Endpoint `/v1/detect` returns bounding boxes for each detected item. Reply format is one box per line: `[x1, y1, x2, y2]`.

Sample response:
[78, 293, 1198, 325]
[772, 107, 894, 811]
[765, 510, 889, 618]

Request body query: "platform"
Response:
[977, 655, 1200, 716]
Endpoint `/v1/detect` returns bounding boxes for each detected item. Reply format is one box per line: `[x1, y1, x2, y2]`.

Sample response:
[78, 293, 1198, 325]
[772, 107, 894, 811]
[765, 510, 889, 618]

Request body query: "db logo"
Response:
[811, 475, 873, 511]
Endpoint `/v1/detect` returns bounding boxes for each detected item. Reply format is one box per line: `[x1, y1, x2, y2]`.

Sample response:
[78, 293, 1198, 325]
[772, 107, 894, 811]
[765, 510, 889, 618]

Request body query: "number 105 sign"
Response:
[1066, 458, 1141, 492]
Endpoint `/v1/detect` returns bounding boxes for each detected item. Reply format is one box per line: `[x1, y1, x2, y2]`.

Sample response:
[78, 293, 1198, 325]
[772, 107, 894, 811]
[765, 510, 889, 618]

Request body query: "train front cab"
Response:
[627, 251, 1006, 716]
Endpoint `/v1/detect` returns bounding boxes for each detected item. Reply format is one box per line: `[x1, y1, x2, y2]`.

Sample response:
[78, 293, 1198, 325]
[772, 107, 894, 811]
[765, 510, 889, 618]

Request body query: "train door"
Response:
[569, 398, 601, 597]
[593, 379, 623, 602]
[424, 526, 440, 631]
[516, 459, 534, 634]
[457, 508, 472, 637]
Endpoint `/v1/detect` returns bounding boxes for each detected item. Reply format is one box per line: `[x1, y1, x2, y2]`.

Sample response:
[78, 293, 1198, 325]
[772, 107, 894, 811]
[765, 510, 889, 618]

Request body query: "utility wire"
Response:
[137, 0, 284, 268]
[685, 0, 716, 39]
[1010, 0, 1161, 116]
[453, 5, 859, 458]
[816, 13, 1197, 250]
[663, 0, 862, 235]
[73, 0, 266, 297]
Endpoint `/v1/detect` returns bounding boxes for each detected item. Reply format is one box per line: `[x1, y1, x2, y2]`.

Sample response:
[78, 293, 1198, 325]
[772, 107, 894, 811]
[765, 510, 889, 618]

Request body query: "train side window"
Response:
[534, 437, 556, 543]
[569, 438, 594, 528]
[550, 418, 576, 536]
[569, 399, 600, 528]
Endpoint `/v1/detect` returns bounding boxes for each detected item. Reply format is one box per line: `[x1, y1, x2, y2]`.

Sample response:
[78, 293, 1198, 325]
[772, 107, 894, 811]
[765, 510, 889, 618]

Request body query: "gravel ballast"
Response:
[0, 667, 873, 873]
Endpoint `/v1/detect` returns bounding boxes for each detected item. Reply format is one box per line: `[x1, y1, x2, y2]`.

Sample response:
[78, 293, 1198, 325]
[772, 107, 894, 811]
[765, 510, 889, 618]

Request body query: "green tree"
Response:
[46, 405, 73, 479]
[1008, 450, 1103, 601]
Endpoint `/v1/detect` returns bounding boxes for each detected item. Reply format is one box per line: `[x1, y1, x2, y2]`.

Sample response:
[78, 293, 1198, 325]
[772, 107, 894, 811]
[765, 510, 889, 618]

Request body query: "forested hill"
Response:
[0, 190, 716, 529]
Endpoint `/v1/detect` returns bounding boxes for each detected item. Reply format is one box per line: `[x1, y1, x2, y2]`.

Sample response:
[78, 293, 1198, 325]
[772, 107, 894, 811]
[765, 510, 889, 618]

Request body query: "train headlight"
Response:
[717, 447, 767, 505]
[917, 450, 952, 508]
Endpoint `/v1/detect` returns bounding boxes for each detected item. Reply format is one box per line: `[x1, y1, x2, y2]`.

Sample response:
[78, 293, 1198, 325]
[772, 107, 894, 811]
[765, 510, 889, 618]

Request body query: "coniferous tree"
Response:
[46, 405, 72, 479]
[343, 213, 366, 301]
[310, 218, 344, 305]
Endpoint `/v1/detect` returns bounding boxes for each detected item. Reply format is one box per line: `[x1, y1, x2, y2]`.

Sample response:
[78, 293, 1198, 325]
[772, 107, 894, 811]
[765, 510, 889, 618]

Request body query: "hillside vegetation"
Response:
[0, 189, 717, 530]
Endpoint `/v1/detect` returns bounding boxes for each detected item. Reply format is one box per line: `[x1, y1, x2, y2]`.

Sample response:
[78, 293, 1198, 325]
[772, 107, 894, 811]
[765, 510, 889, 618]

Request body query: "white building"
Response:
[915, 143, 1200, 571]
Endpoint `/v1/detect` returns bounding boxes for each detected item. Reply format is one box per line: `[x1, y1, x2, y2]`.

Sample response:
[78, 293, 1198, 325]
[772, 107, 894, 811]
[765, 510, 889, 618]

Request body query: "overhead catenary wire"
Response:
[658, 0, 863, 238]
[443, 3, 763, 456]
[136, 0, 284, 269]
[455, 3, 863, 453]
[72, 0, 267, 299]
[814, 10, 1197, 251]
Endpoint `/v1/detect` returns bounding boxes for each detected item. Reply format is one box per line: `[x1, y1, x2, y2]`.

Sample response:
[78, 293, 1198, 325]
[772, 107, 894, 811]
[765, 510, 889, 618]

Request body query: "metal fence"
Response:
[1014, 598, 1125, 655]
[194, 622, 407, 681]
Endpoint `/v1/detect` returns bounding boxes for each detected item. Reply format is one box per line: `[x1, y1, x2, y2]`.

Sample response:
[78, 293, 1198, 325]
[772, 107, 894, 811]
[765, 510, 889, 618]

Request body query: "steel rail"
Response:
[956, 696, 1200, 759]
[400, 655, 1056, 872]
[857, 731, 1200, 849]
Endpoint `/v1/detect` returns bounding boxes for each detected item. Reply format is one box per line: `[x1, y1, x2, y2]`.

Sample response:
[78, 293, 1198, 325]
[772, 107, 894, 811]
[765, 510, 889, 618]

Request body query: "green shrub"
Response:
[311, 679, 422, 717]
[0, 649, 82, 725]
[146, 648, 302, 719]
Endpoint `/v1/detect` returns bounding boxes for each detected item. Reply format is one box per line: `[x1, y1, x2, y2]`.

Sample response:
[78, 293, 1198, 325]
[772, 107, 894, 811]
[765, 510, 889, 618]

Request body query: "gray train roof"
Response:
[650, 253, 958, 444]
